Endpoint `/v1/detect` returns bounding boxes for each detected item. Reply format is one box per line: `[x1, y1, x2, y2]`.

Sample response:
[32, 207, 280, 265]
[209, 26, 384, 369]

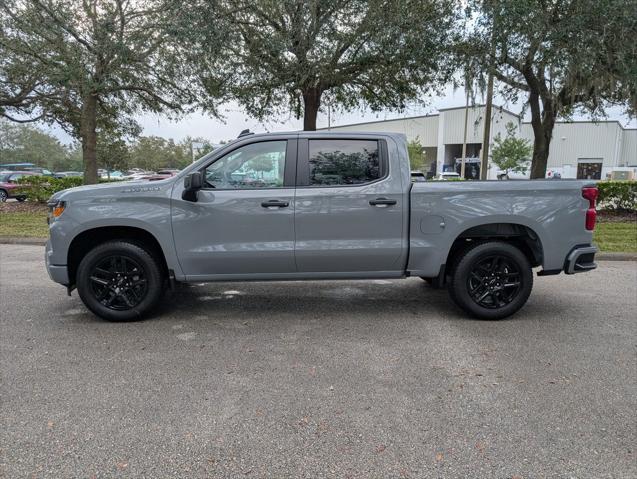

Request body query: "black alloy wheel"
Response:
[89, 255, 148, 311]
[448, 241, 533, 320]
[76, 241, 164, 321]
[466, 255, 521, 309]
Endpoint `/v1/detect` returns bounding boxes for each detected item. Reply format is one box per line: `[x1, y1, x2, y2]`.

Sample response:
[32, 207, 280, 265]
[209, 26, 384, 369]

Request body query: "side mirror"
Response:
[182, 171, 203, 202]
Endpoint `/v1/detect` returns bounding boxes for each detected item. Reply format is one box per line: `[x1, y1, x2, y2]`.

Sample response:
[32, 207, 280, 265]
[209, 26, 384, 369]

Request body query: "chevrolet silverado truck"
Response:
[45, 132, 598, 321]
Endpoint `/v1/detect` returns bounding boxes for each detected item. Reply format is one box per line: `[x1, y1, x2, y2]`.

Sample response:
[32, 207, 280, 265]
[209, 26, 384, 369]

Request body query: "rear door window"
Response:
[308, 139, 381, 186]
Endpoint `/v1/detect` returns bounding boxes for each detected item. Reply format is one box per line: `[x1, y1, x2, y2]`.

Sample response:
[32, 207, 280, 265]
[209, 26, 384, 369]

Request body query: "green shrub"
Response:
[15, 176, 83, 203]
[597, 181, 637, 212]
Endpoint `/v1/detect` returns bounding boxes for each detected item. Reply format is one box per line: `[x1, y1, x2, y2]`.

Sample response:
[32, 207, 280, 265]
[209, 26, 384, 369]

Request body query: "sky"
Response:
[44, 84, 636, 146]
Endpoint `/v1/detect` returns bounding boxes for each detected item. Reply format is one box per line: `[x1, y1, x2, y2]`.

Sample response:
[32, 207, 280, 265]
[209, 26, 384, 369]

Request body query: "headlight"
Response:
[47, 200, 66, 223]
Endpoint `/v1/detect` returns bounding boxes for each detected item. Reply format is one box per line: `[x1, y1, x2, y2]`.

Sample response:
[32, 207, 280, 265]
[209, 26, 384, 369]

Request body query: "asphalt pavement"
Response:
[1, 244, 635, 478]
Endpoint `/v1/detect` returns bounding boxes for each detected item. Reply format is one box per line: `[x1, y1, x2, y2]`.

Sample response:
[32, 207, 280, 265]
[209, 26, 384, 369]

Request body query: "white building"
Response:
[321, 105, 637, 180]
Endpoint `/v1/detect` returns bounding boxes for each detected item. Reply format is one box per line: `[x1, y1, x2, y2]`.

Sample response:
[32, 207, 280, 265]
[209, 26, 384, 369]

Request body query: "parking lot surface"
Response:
[1, 244, 636, 478]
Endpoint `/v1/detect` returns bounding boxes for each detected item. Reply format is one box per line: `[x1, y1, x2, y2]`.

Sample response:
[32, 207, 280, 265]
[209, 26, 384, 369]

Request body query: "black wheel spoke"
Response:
[90, 275, 109, 286]
[466, 254, 522, 310]
[90, 254, 147, 311]
[94, 267, 113, 279]
[103, 291, 117, 307]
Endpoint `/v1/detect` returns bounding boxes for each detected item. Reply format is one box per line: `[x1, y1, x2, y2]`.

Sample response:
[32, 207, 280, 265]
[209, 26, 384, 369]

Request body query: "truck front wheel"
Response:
[76, 241, 164, 321]
[448, 241, 533, 320]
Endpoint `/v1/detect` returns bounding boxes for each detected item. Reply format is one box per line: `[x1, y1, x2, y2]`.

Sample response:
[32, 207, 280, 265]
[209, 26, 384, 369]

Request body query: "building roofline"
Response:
[320, 104, 636, 131]
[437, 104, 521, 118]
[318, 112, 440, 130]
[522, 119, 637, 130]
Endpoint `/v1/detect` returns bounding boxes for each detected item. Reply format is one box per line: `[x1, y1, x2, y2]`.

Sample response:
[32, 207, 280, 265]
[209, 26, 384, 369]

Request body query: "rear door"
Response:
[171, 137, 297, 278]
[294, 136, 406, 274]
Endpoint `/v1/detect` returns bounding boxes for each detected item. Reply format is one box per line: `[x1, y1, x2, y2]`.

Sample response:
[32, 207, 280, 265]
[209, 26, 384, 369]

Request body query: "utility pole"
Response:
[461, 91, 469, 179]
[480, 75, 494, 180]
[480, 6, 497, 180]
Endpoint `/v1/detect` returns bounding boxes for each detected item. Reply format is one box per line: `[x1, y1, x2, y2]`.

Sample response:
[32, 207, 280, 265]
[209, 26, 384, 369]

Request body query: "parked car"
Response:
[100, 170, 125, 180]
[23, 167, 54, 176]
[411, 171, 427, 182]
[437, 172, 461, 180]
[45, 132, 598, 322]
[54, 171, 83, 179]
[0, 171, 39, 202]
[122, 171, 155, 180]
[0, 162, 36, 171]
[135, 170, 180, 181]
[157, 169, 180, 176]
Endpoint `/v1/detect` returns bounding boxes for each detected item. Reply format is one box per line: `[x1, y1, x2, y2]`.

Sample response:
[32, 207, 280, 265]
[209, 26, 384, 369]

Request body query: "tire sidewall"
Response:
[76, 242, 163, 321]
[450, 242, 533, 320]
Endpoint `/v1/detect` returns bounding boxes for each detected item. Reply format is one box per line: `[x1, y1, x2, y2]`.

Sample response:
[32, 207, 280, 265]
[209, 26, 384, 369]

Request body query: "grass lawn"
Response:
[0, 209, 49, 238]
[594, 221, 637, 253]
[1, 203, 636, 253]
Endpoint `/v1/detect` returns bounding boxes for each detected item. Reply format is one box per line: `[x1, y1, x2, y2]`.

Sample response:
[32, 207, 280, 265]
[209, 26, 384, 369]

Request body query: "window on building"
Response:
[308, 139, 380, 186]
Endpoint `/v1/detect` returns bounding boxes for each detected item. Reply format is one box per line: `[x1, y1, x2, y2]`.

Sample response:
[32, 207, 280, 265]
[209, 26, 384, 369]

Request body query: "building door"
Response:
[577, 159, 603, 180]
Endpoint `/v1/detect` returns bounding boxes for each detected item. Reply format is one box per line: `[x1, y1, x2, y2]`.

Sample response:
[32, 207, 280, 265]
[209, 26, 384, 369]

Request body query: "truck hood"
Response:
[51, 178, 175, 201]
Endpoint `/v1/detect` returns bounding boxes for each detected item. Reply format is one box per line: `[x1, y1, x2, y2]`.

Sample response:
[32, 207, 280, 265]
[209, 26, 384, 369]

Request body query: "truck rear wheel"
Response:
[448, 241, 533, 320]
[76, 241, 164, 321]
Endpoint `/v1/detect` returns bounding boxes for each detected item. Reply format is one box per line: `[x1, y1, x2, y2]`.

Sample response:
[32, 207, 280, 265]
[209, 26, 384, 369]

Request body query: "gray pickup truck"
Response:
[45, 131, 598, 321]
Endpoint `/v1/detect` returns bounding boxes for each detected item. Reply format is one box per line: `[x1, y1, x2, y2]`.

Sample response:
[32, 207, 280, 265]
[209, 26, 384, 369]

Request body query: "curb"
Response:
[0, 237, 47, 246]
[596, 252, 637, 261]
[1, 237, 635, 261]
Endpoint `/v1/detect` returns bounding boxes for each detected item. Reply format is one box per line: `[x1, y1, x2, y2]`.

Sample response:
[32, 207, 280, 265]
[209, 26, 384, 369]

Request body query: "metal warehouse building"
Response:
[321, 105, 637, 180]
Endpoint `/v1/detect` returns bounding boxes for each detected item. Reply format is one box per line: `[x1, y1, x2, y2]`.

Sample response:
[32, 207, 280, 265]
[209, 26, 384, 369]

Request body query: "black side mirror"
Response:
[182, 171, 203, 202]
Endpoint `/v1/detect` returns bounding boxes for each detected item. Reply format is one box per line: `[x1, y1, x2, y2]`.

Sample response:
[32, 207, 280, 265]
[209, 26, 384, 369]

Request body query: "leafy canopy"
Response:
[186, 0, 459, 129]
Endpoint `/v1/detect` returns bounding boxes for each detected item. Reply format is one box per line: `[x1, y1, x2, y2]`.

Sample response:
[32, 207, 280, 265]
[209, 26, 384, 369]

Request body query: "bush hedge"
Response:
[597, 180, 637, 212]
[15, 176, 83, 203]
[13, 176, 126, 203]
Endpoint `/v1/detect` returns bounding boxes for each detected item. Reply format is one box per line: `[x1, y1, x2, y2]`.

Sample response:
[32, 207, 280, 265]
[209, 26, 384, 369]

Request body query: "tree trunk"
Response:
[80, 94, 99, 185]
[302, 88, 322, 131]
[528, 90, 556, 179]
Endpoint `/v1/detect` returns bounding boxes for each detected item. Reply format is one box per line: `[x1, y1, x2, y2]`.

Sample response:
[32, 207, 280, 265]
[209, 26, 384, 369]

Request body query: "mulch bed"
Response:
[598, 210, 636, 223]
[0, 202, 48, 214]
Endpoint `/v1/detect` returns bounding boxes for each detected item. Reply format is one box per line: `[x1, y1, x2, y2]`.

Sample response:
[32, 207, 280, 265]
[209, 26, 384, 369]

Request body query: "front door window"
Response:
[204, 141, 287, 189]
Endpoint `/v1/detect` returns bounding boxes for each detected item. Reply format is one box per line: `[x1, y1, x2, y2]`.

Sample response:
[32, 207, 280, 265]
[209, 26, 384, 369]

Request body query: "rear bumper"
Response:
[45, 240, 69, 285]
[564, 245, 598, 274]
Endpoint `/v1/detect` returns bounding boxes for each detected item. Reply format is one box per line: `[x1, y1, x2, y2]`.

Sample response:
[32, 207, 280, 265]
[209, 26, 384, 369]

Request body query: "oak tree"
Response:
[187, 0, 458, 130]
[0, 0, 202, 183]
[467, 0, 636, 178]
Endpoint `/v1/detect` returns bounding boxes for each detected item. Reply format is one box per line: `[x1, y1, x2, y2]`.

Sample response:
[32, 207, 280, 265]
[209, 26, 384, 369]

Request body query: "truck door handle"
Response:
[369, 197, 397, 206]
[261, 199, 289, 208]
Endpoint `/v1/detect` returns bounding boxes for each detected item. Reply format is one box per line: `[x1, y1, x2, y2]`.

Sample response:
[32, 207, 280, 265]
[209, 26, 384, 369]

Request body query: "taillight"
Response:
[582, 187, 598, 231]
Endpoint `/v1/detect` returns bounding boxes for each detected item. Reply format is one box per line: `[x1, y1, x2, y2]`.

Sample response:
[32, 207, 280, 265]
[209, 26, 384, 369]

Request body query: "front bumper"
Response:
[564, 245, 598, 274]
[45, 240, 69, 285]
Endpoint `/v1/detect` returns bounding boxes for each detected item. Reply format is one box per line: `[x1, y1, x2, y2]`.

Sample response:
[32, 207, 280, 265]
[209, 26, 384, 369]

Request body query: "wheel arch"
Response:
[67, 226, 169, 286]
[446, 222, 544, 271]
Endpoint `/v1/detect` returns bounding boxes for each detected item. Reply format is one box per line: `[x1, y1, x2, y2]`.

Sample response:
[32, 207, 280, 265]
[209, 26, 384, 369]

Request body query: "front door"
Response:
[172, 138, 297, 278]
[294, 137, 407, 274]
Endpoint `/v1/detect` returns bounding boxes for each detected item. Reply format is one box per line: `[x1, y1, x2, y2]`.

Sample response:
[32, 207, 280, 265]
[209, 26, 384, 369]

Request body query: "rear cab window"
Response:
[298, 138, 387, 187]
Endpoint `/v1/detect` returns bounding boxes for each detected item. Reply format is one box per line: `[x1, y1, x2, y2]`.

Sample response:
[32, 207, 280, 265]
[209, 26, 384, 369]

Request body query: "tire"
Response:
[0, 190, 7, 202]
[447, 241, 533, 320]
[16, 196, 26, 202]
[76, 241, 164, 321]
